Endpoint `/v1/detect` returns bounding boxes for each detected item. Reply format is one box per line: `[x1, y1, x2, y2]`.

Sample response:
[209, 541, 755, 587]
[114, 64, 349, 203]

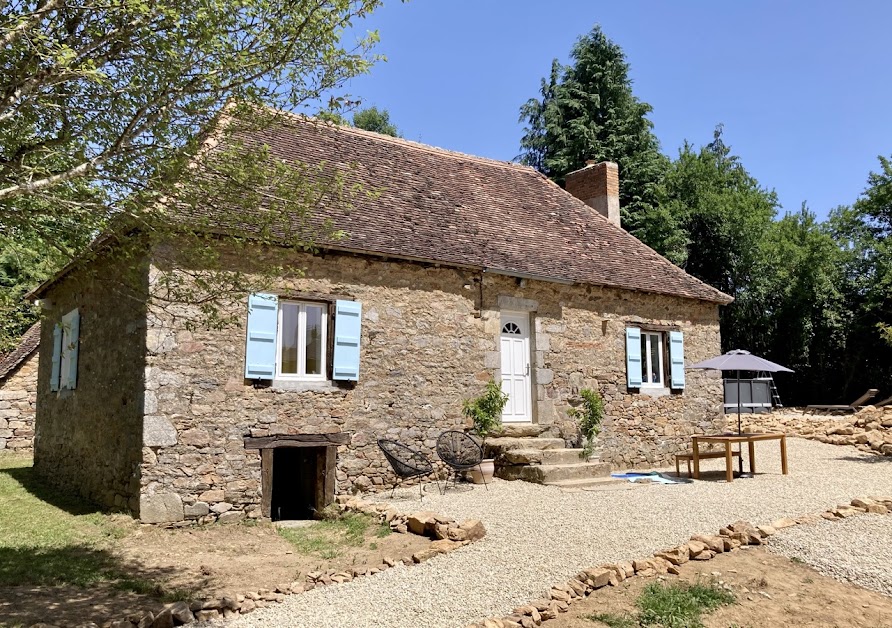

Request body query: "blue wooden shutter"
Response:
[63, 309, 80, 390]
[625, 327, 642, 388]
[50, 323, 62, 392]
[245, 293, 278, 379]
[669, 330, 686, 389]
[332, 300, 362, 381]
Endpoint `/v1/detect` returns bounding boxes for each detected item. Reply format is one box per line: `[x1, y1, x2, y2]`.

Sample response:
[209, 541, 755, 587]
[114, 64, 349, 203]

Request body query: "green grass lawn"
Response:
[0, 452, 173, 597]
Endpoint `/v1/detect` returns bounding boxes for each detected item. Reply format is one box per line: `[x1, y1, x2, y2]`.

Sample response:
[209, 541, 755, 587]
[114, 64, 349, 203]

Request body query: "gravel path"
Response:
[231, 438, 892, 628]
[769, 514, 892, 597]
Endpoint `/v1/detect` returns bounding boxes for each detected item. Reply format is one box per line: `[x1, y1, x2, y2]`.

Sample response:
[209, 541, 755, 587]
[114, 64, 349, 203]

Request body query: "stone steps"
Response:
[485, 437, 566, 455]
[497, 460, 613, 484]
[487, 426, 614, 488]
[499, 447, 590, 466]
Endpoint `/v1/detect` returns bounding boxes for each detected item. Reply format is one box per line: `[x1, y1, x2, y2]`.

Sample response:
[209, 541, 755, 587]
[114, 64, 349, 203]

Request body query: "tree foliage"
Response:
[518, 25, 668, 240]
[352, 106, 399, 136]
[660, 126, 779, 347]
[0, 0, 384, 342]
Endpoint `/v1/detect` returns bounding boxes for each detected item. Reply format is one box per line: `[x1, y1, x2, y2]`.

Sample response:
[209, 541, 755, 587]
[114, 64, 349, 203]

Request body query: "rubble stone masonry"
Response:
[0, 351, 38, 452]
[137, 246, 724, 523]
[34, 251, 148, 513]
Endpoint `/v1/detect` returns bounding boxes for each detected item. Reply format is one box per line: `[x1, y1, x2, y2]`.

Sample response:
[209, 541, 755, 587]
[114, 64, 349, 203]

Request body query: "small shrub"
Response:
[462, 378, 508, 443]
[569, 388, 605, 459]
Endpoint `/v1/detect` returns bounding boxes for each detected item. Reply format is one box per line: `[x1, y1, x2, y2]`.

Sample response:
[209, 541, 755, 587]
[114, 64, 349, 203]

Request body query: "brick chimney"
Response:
[564, 161, 620, 228]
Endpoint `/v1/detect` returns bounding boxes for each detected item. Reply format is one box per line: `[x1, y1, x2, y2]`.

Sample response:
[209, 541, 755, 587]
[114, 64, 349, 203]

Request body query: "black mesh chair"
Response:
[377, 439, 441, 499]
[436, 430, 487, 491]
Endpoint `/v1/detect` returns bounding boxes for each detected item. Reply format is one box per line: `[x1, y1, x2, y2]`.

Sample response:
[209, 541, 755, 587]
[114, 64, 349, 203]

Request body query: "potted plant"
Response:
[462, 378, 509, 484]
[568, 388, 605, 460]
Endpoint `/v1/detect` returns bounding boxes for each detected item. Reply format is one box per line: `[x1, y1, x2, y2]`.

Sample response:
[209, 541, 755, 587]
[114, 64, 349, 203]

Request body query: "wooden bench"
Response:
[675, 450, 740, 477]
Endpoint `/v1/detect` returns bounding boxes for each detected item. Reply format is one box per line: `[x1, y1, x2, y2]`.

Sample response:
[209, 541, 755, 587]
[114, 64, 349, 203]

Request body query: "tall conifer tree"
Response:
[518, 26, 668, 240]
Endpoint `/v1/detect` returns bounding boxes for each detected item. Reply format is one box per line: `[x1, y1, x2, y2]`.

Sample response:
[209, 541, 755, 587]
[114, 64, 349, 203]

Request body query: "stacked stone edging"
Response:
[743, 406, 892, 456]
[466, 495, 892, 628]
[26, 496, 485, 628]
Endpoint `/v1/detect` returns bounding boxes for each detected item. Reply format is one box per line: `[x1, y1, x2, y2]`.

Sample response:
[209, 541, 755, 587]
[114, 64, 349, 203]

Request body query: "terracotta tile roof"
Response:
[0, 323, 40, 381]
[209, 116, 730, 304]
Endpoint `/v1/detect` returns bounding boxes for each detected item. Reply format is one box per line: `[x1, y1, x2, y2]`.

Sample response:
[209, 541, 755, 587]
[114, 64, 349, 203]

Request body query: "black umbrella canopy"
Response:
[689, 349, 794, 373]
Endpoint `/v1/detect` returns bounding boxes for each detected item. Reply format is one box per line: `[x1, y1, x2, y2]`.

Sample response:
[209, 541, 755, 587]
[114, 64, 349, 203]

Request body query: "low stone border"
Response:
[466, 495, 892, 628]
[27, 497, 486, 628]
[743, 406, 892, 456]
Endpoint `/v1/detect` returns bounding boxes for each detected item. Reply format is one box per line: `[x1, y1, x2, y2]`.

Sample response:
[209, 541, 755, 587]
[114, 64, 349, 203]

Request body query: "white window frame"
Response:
[640, 332, 665, 388]
[275, 301, 328, 381]
[59, 309, 78, 390]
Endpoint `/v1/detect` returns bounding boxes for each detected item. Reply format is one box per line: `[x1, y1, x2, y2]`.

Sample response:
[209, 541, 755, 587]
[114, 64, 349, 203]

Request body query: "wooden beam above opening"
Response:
[244, 433, 351, 449]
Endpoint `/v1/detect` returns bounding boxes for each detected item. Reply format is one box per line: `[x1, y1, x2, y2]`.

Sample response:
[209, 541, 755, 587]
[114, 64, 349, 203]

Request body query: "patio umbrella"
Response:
[689, 349, 794, 475]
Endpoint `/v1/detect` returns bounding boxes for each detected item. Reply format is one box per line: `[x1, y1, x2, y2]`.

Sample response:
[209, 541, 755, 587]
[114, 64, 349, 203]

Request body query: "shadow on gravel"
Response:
[836, 455, 892, 465]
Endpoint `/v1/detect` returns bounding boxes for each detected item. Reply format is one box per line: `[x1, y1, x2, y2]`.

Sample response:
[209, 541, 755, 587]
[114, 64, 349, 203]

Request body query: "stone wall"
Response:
[140, 245, 723, 522]
[0, 351, 38, 452]
[34, 252, 149, 513]
[478, 278, 725, 468]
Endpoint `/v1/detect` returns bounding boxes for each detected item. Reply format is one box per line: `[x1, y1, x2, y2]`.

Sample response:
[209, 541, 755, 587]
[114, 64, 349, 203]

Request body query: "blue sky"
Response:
[340, 0, 892, 220]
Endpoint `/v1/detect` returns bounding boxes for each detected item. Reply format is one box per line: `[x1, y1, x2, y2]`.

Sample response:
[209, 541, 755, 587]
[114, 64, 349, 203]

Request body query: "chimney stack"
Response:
[564, 161, 620, 228]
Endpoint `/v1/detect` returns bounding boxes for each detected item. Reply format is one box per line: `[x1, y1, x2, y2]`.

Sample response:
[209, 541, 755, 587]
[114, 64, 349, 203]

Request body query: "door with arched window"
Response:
[500, 312, 532, 422]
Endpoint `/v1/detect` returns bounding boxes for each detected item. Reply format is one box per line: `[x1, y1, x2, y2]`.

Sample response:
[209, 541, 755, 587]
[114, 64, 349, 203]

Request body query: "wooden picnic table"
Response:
[691, 432, 788, 482]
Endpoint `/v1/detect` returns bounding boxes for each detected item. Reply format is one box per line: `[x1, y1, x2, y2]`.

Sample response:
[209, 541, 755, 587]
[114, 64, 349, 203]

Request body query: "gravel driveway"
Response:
[769, 514, 892, 597]
[231, 438, 892, 628]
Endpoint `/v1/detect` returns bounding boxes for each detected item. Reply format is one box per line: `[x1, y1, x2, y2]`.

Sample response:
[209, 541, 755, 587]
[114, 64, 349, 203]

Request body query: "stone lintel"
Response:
[244, 433, 351, 449]
[497, 296, 539, 312]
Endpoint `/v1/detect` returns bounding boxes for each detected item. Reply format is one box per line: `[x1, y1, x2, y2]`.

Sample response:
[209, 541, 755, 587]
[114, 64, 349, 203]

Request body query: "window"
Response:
[276, 301, 328, 380]
[626, 327, 685, 391]
[640, 332, 664, 387]
[51, 308, 80, 391]
[501, 322, 521, 335]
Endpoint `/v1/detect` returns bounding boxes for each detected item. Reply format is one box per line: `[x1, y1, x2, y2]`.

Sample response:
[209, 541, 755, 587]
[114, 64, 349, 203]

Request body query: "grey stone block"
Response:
[143, 415, 177, 447]
[140, 492, 184, 523]
[184, 501, 209, 518]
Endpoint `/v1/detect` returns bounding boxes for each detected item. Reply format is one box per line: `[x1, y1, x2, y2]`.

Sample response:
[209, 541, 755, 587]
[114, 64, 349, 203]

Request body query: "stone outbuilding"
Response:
[29, 115, 731, 523]
[0, 323, 40, 452]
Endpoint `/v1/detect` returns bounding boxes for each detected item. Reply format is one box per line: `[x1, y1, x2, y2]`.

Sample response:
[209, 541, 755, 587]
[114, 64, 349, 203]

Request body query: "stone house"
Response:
[0, 323, 40, 452]
[30, 116, 731, 523]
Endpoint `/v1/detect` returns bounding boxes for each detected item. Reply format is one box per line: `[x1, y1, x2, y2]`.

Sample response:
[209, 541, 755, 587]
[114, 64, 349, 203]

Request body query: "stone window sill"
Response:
[270, 379, 340, 393]
[638, 386, 672, 398]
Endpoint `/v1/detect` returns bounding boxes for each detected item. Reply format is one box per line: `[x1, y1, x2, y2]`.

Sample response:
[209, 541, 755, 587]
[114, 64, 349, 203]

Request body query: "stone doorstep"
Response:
[485, 437, 566, 454]
[500, 448, 592, 466]
[491, 424, 549, 438]
[497, 461, 613, 484]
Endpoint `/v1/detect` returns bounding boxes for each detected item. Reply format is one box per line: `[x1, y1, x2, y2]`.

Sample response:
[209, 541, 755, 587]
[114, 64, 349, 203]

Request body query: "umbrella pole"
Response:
[737, 371, 744, 476]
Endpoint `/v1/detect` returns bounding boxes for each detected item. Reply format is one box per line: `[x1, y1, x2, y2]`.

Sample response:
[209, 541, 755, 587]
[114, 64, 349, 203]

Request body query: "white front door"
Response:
[500, 312, 532, 423]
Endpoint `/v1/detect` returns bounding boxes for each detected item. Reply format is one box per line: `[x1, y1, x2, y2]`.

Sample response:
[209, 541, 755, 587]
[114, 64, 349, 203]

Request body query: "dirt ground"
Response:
[0, 519, 429, 628]
[114, 518, 429, 596]
[548, 546, 892, 628]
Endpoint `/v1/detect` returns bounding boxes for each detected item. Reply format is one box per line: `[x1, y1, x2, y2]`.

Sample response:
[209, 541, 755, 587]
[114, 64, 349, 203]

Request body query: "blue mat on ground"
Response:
[610, 471, 693, 484]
